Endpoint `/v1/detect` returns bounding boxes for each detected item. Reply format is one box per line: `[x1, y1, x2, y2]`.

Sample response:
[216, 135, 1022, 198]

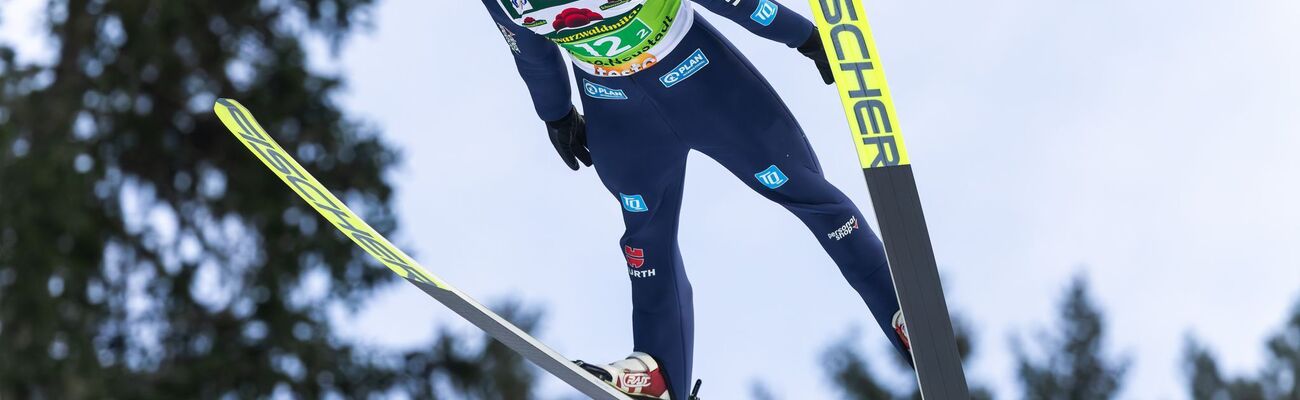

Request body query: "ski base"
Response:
[213, 98, 631, 400]
[866, 165, 970, 398]
[806, 0, 973, 396]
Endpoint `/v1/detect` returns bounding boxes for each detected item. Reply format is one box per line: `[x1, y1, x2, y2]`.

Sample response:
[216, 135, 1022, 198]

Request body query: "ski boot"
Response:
[575, 352, 703, 400]
[893, 310, 912, 353]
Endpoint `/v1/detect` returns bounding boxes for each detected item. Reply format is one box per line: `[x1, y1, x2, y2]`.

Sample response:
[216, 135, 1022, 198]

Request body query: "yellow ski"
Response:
[805, 1, 971, 397]
[213, 98, 630, 400]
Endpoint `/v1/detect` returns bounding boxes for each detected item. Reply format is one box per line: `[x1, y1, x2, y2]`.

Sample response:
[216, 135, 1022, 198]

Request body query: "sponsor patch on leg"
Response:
[620, 193, 649, 212]
[624, 245, 656, 278]
[659, 49, 709, 88]
[583, 79, 628, 100]
[754, 165, 790, 189]
[827, 215, 861, 240]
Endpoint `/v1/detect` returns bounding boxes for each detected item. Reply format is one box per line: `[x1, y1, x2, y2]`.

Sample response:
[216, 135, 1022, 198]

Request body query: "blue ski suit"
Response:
[480, 0, 907, 397]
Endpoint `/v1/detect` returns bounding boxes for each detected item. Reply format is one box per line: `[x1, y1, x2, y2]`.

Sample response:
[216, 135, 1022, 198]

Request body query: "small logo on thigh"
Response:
[659, 49, 709, 88]
[624, 245, 645, 268]
[620, 193, 649, 212]
[583, 79, 627, 100]
[754, 165, 789, 189]
[624, 245, 656, 278]
[828, 215, 861, 240]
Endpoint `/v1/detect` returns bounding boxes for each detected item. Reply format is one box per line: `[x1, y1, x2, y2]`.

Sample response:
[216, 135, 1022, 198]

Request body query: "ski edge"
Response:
[805, 0, 972, 398]
[865, 166, 970, 398]
[212, 98, 631, 400]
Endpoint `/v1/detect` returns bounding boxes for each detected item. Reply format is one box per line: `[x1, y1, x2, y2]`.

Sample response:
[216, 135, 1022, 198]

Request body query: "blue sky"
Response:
[5, 0, 1300, 398]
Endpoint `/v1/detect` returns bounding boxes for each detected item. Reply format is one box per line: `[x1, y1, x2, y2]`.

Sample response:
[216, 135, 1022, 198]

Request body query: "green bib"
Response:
[497, 0, 685, 70]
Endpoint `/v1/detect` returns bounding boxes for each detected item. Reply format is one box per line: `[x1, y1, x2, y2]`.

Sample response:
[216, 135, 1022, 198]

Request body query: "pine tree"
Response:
[0, 1, 538, 397]
[1013, 275, 1129, 400]
[1184, 298, 1300, 400]
[821, 314, 993, 400]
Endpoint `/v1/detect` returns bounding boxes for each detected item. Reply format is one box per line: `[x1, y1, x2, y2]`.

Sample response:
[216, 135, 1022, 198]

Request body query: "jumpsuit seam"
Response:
[586, 71, 694, 395]
[637, 79, 693, 393]
[628, 76, 692, 145]
[709, 25, 824, 174]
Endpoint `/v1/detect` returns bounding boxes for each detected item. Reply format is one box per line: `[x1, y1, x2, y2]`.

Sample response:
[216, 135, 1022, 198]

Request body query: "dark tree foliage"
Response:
[1184, 298, 1300, 400]
[1014, 276, 1129, 400]
[0, 1, 535, 398]
[821, 315, 993, 400]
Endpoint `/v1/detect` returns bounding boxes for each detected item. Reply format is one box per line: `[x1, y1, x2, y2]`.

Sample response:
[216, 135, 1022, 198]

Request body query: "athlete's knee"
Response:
[619, 240, 660, 280]
[746, 164, 848, 206]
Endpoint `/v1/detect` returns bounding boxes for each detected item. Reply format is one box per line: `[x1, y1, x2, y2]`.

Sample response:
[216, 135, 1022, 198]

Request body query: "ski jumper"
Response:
[481, 0, 908, 397]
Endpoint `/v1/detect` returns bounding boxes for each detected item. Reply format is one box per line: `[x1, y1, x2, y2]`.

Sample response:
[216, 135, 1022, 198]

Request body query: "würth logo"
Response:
[624, 246, 645, 268]
[624, 245, 656, 278]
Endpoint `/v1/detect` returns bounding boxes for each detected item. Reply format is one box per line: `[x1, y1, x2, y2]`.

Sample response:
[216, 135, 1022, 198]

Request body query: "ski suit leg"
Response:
[630, 17, 910, 359]
[579, 77, 695, 398]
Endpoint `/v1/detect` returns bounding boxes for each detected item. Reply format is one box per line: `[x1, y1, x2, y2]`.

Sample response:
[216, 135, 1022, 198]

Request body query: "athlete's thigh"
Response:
[647, 19, 821, 174]
[580, 76, 690, 212]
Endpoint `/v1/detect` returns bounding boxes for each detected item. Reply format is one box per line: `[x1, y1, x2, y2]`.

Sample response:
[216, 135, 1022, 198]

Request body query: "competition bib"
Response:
[497, 0, 693, 76]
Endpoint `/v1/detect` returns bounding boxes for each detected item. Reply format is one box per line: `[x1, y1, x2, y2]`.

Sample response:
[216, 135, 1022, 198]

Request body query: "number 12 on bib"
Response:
[805, 0, 972, 398]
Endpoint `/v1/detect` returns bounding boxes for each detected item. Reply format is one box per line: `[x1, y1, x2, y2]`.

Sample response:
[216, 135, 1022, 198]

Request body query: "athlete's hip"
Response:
[575, 16, 772, 105]
[576, 15, 735, 81]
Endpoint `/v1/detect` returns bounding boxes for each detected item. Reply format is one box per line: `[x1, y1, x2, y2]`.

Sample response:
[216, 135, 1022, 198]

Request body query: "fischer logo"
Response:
[214, 99, 439, 287]
[621, 373, 652, 388]
[814, 0, 904, 167]
[827, 215, 860, 240]
[624, 245, 656, 278]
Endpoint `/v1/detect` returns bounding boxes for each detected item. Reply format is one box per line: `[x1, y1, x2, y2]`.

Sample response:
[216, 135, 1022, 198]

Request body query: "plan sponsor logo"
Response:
[624, 245, 656, 278]
[659, 49, 709, 88]
[583, 79, 628, 100]
[620, 193, 649, 212]
[750, 0, 779, 26]
[827, 215, 860, 240]
[754, 164, 789, 189]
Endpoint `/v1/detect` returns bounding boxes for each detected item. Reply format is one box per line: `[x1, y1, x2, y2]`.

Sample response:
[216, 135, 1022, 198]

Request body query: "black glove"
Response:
[545, 106, 593, 171]
[797, 30, 835, 85]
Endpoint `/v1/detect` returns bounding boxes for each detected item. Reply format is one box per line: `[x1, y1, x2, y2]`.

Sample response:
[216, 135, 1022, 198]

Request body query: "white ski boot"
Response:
[893, 310, 912, 353]
[576, 352, 694, 399]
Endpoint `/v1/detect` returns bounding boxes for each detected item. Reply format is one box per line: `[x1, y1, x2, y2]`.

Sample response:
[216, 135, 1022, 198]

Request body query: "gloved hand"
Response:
[797, 30, 835, 85]
[545, 106, 593, 171]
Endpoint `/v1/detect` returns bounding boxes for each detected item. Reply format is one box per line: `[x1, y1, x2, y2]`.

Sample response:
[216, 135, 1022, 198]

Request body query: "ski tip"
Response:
[213, 98, 241, 110]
